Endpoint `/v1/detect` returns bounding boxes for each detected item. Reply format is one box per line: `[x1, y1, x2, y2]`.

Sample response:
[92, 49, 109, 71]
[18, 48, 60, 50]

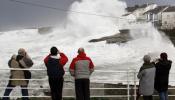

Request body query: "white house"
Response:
[162, 6, 175, 29]
[143, 6, 168, 27]
[125, 4, 157, 21]
[125, 4, 175, 29]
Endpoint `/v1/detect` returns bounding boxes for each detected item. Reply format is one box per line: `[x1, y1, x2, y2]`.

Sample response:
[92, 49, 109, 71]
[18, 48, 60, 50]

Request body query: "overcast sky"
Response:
[125, 0, 175, 7]
[0, 0, 175, 31]
[0, 0, 77, 31]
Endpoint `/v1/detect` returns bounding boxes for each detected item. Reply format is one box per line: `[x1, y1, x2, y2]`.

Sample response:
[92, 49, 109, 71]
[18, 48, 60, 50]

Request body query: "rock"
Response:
[38, 27, 53, 34]
[160, 29, 175, 46]
[89, 29, 132, 44]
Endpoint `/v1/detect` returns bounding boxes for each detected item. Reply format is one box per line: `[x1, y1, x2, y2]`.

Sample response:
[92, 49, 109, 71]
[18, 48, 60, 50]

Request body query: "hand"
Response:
[57, 50, 60, 54]
[153, 58, 159, 63]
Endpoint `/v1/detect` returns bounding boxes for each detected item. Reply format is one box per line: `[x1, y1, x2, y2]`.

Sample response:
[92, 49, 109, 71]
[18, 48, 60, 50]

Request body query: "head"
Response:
[18, 48, 26, 56]
[50, 46, 58, 56]
[160, 52, 168, 60]
[78, 48, 85, 54]
[143, 55, 151, 63]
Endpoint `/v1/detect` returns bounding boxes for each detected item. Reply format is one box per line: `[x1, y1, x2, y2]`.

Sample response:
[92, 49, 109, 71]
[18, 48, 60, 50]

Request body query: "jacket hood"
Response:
[139, 63, 155, 72]
[77, 52, 86, 58]
[50, 55, 60, 59]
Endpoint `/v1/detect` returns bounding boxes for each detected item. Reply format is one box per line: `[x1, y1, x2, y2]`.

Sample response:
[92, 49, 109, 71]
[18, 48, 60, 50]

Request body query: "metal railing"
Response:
[0, 68, 174, 100]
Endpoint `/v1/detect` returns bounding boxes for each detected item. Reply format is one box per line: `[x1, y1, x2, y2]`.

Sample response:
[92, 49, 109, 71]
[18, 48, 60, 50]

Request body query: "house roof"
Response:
[126, 4, 146, 12]
[164, 6, 175, 12]
[139, 4, 147, 8]
[144, 6, 167, 14]
[126, 4, 154, 12]
[125, 7, 138, 12]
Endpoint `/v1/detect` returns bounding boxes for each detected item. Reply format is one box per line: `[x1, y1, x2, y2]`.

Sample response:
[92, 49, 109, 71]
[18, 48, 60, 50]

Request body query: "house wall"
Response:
[133, 4, 157, 21]
[162, 12, 175, 29]
[157, 13, 162, 21]
[146, 13, 159, 22]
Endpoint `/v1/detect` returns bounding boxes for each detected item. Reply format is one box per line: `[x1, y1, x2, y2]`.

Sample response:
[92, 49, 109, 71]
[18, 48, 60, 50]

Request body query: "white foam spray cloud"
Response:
[0, 0, 174, 83]
[64, 0, 127, 38]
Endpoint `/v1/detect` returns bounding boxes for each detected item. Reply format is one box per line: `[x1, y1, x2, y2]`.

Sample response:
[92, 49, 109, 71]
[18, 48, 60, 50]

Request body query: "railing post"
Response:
[127, 69, 130, 100]
[134, 69, 137, 100]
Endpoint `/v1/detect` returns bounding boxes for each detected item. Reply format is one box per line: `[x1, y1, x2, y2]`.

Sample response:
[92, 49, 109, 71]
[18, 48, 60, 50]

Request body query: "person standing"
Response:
[154, 52, 172, 100]
[44, 46, 68, 100]
[137, 55, 156, 100]
[3, 48, 33, 100]
[69, 48, 94, 100]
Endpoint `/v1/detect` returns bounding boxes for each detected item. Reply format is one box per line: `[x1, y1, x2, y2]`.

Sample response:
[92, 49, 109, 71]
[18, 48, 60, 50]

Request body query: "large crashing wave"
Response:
[0, 0, 174, 83]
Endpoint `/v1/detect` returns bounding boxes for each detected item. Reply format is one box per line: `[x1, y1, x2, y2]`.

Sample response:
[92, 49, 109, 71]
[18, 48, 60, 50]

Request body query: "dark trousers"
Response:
[75, 79, 90, 100]
[159, 91, 168, 100]
[49, 77, 64, 100]
[143, 95, 153, 100]
[2, 82, 29, 100]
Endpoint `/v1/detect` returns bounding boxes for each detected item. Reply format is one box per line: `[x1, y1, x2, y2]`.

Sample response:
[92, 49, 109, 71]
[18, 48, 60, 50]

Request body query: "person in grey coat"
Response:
[137, 55, 156, 100]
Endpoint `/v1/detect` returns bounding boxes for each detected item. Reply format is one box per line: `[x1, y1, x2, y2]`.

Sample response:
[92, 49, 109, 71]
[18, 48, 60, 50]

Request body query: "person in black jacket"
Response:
[154, 52, 172, 100]
[44, 46, 68, 100]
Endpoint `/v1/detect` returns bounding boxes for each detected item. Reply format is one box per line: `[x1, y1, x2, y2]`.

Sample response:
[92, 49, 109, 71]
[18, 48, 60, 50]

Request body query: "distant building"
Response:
[125, 4, 175, 29]
[161, 6, 175, 29]
[125, 4, 157, 22]
[144, 6, 168, 27]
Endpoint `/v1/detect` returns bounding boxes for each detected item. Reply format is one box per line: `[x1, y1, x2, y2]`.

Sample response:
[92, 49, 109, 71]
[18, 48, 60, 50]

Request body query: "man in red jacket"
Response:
[69, 48, 94, 100]
[44, 46, 68, 100]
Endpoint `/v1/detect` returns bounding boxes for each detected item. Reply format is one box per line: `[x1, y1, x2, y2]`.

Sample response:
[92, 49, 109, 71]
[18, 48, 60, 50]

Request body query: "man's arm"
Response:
[19, 56, 33, 68]
[44, 54, 50, 65]
[23, 54, 33, 67]
[69, 58, 76, 76]
[59, 53, 68, 66]
[88, 58, 94, 74]
[137, 70, 144, 79]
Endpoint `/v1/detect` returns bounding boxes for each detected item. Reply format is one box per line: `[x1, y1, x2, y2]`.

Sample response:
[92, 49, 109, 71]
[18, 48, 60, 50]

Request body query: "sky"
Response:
[0, 0, 174, 31]
[0, 0, 76, 31]
[124, 0, 175, 7]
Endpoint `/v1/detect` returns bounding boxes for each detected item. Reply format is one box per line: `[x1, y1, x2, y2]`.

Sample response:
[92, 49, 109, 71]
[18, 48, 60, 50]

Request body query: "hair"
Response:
[50, 46, 58, 55]
[160, 52, 168, 60]
[78, 48, 85, 54]
[143, 55, 151, 63]
[18, 48, 26, 56]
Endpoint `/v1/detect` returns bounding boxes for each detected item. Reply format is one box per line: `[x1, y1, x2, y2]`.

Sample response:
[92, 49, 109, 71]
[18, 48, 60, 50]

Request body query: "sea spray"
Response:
[0, 0, 174, 86]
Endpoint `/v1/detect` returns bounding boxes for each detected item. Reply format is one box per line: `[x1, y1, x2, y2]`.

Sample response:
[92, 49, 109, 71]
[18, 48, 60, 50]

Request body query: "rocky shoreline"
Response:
[89, 29, 132, 44]
[88, 29, 175, 47]
[160, 29, 175, 45]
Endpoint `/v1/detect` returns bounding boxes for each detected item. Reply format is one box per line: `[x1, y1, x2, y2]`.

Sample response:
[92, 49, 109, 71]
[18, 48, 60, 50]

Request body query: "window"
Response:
[167, 15, 170, 18]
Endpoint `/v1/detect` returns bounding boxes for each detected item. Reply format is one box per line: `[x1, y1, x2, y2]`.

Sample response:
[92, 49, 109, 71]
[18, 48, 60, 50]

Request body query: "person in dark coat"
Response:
[3, 48, 33, 100]
[137, 55, 155, 100]
[44, 46, 68, 100]
[154, 52, 172, 100]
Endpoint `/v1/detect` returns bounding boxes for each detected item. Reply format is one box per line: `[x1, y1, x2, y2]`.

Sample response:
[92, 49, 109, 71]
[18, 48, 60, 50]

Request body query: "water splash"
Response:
[0, 0, 174, 83]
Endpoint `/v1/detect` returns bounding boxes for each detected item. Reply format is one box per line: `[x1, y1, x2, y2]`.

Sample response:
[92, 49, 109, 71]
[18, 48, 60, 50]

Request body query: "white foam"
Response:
[0, 0, 175, 84]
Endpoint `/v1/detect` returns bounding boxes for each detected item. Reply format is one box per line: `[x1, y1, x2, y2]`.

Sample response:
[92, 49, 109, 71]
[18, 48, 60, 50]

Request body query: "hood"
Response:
[139, 62, 155, 72]
[77, 52, 86, 58]
[50, 55, 60, 59]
